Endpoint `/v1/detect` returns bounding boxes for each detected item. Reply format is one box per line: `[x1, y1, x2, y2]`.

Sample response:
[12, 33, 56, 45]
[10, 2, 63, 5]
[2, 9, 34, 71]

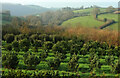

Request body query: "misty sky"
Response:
[1, 0, 119, 8]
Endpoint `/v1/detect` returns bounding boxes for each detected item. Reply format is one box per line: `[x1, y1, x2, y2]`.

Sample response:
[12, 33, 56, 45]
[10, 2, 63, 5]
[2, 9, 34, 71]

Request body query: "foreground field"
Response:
[1, 33, 120, 77]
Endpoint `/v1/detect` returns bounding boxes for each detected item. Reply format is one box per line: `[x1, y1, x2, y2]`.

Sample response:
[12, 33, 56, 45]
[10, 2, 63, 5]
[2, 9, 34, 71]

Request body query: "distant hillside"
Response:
[2, 3, 57, 16]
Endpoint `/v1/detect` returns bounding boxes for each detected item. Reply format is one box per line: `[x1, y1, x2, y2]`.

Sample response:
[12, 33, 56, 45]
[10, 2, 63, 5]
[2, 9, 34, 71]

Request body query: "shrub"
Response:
[47, 58, 61, 70]
[19, 38, 30, 52]
[30, 34, 39, 40]
[33, 40, 42, 47]
[88, 54, 101, 72]
[32, 47, 38, 52]
[54, 52, 67, 61]
[39, 51, 48, 60]
[114, 57, 120, 73]
[39, 34, 47, 41]
[2, 52, 19, 69]
[68, 54, 79, 72]
[105, 55, 115, 65]
[23, 52, 40, 69]
[52, 41, 68, 55]
[43, 41, 53, 51]
[52, 35, 63, 43]
[4, 34, 14, 43]
[12, 41, 20, 52]
[70, 44, 81, 56]
[4, 44, 12, 51]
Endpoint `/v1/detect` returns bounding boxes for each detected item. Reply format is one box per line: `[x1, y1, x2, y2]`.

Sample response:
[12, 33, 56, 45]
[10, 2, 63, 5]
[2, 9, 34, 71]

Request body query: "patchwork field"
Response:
[62, 15, 104, 28]
[62, 13, 118, 30]
[98, 13, 118, 30]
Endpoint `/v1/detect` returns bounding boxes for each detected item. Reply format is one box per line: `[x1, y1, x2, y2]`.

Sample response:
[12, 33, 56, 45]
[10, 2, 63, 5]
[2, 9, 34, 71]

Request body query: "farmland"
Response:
[1, 33, 120, 77]
[62, 8, 118, 30]
[62, 15, 104, 28]
[1, 4, 120, 77]
[98, 13, 118, 30]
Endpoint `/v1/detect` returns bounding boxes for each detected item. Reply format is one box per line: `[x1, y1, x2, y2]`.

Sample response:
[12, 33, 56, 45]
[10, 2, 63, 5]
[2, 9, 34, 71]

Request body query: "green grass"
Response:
[62, 15, 104, 28]
[98, 13, 118, 30]
[73, 8, 106, 13]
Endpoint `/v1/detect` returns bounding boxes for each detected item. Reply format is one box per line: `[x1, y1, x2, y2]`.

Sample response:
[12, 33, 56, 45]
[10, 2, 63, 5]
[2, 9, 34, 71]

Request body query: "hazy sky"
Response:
[1, 0, 119, 8]
[1, 0, 119, 4]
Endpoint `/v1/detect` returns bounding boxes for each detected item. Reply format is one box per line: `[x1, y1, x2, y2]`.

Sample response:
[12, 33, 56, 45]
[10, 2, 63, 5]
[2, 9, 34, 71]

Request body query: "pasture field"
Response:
[62, 15, 104, 28]
[73, 8, 106, 13]
[98, 13, 118, 30]
[62, 12, 118, 30]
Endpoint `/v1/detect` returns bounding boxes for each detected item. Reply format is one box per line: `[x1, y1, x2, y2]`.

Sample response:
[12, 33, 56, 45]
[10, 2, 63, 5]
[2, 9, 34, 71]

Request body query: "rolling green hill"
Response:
[62, 15, 104, 28]
[98, 13, 118, 30]
[62, 11, 118, 30]
[73, 8, 106, 14]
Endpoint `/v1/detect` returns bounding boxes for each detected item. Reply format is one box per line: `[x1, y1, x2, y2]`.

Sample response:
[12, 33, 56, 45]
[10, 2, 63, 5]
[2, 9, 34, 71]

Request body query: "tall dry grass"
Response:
[18, 23, 119, 46]
[61, 26, 119, 46]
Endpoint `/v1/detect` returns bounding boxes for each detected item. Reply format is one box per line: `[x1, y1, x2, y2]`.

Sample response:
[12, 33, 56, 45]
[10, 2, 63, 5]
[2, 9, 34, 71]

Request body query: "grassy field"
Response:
[73, 8, 106, 13]
[98, 13, 118, 30]
[62, 12, 118, 30]
[62, 15, 104, 28]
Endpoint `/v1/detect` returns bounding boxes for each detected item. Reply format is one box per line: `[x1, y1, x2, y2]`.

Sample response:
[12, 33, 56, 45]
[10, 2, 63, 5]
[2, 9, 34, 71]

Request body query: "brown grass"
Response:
[18, 23, 119, 46]
[61, 26, 119, 46]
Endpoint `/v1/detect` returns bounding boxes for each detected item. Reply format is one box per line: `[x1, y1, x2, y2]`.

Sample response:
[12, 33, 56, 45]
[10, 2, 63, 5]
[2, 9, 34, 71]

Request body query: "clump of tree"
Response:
[47, 58, 61, 70]
[4, 44, 12, 51]
[43, 41, 53, 52]
[12, 41, 20, 52]
[88, 53, 102, 72]
[68, 54, 79, 72]
[4, 34, 14, 43]
[52, 41, 69, 54]
[52, 41, 69, 61]
[92, 7, 100, 19]
[26, 9, 74, 26]
[39, 50, 48, 61]
[23, 52, 41, 69]
[2, 52, 19, 69]
[19, 38, 30, 52]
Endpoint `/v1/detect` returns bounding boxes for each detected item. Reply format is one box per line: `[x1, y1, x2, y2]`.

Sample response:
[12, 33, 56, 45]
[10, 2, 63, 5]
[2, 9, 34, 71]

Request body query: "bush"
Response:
[52, 41, 68, 55]
[39, 34, 47, 41]
[19, 38, 30, 52]
[24, 52, 40, 69]
[54, 52, 67, 61]
[39, 51, 48, 60]
[48, 58, 61, 70]
[32, 47, 38, 52]
[12, 41, 20, 52]
[68, 54, 79, 72]
[33, 40, 42, 47]
[4, 44, 12, 51]
[43, 41, 53, 51]
[2, 52, 19, 69]
[70, 44, 81, 56]
[18, 34, 28, 40]
[105, 55, 115, 65]
[52, 35, 63, 43]
[30, 34, 39, 40]
[4, 34, 14, 43]
[88, 54, 101, 72]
